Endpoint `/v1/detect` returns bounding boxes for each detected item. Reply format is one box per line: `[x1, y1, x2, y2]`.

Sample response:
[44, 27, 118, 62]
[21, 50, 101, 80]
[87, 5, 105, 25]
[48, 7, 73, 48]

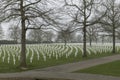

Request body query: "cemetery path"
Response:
[36, 54, 120, 72]
[0, 71, 120, 80]
[0, 54, 120, 80]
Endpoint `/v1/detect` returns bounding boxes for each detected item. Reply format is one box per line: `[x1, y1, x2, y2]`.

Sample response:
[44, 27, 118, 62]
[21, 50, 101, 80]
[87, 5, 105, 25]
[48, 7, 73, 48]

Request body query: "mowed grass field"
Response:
[76, 60, 120, 77]
[0, 43, 119, 73]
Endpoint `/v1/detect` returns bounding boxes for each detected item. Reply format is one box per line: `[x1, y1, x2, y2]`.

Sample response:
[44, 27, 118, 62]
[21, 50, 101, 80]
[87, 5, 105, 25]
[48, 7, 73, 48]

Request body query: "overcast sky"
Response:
[1, 0, 120, 40]
[1, 23, 10, 39]
[1, 0, 64, 40]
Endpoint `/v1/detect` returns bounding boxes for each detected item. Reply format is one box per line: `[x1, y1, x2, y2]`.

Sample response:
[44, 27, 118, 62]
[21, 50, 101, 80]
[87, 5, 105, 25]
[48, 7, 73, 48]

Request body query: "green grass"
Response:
[0, 51, 117, 73]
[27, 47, 117, 70]
[75, 60, 120, 77]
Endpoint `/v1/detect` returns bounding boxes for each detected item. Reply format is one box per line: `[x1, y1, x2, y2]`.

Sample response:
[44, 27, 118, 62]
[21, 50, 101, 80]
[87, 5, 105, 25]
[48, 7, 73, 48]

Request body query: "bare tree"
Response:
[100, 0, 120, 53]
[28, 30, 54, 43]
[87, 25, 100, 46]
[59, 29, 71, 46]
[64, 0, 106, 57]
[43, 31, 54, 43]
[0, 0, 58, 68]
[55, 21, 81, 46]
[28, 29, 43, 42]
[8, 25, 21, 43]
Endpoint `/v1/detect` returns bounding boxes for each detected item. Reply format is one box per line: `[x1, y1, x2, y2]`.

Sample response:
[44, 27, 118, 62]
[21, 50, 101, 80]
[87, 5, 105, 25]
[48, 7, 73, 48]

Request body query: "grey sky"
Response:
[1, 23, 10, 39]
[1, 0, 120, 39]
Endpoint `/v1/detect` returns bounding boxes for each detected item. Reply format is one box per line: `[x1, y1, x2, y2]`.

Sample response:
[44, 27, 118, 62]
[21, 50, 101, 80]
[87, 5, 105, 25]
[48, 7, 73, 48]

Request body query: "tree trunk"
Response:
[89, 35, 92, 47]
[20, 26, 27, 68]
[83, 25, 87, 57]
[102, 36, 104, 44]
[112, 25, 116, 54]
[64, 39, 67, 47]
[82, 0, 87, 57]
[20, 0, 27, 68]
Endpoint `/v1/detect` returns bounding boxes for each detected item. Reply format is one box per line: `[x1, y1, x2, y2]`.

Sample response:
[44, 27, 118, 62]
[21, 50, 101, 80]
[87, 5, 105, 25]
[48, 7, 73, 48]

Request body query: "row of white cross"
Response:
[0, 44, 119, 65]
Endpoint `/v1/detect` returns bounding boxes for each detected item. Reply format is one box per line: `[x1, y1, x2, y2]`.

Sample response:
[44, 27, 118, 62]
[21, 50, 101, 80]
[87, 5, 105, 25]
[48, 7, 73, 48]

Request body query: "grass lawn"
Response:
[0, 52, 117, 73]
[75, 60, 120, 77]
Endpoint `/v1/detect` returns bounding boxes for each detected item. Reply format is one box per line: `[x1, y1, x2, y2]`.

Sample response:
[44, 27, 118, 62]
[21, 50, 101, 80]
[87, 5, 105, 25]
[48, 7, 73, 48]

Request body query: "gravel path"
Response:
[0, 54, 120, 80]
